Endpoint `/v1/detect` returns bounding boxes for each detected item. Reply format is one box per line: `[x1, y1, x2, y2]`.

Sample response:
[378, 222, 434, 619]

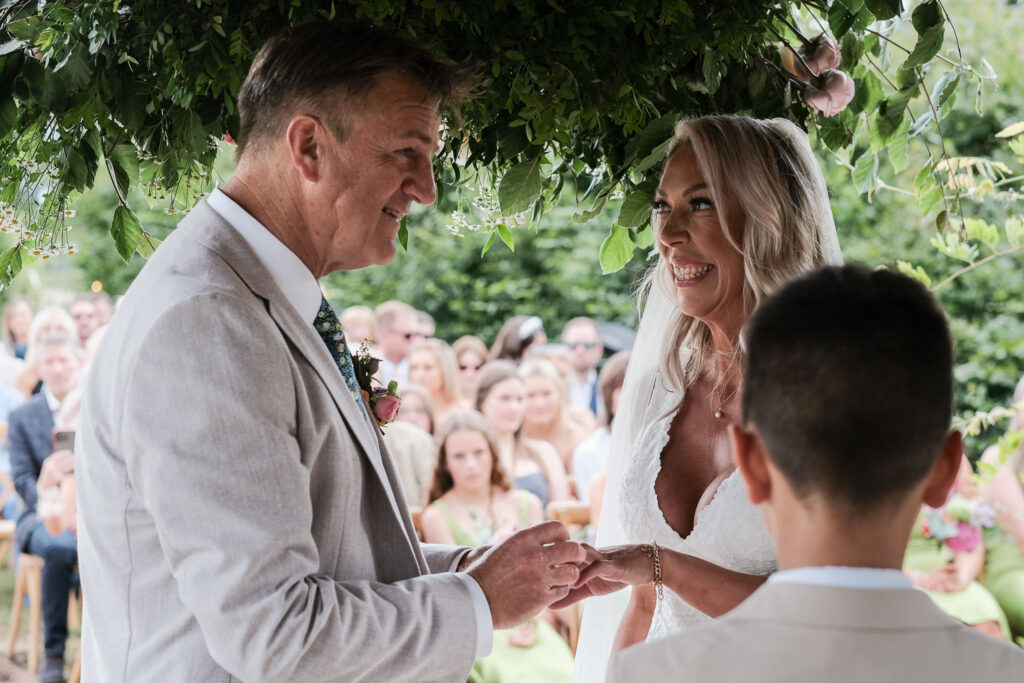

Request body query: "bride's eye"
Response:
[651, 199, 671, 215]
[690, 197, 713, 211]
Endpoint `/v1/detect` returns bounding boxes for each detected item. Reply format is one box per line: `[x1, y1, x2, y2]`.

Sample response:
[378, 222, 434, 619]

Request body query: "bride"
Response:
[568, 115, 843, 681]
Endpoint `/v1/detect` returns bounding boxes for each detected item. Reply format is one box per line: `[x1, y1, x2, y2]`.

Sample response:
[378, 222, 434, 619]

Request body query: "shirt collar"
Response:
[768, 566, 912, 590]
[207, 188, 323, 325]
[42, 384, 61, 414]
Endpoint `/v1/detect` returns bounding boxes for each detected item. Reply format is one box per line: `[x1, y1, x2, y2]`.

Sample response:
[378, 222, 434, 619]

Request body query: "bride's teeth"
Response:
[673, 264, 713, 280]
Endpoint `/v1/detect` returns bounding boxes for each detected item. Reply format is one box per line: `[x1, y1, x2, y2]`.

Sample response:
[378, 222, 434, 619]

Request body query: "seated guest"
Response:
[9, 333, 82, 683]
[580, 266, 1024, 681]
[978, 374, 1024, 641]
[561, 317, 604, 418]
[475, 361, 569, 508]
[396, 383, 436, 436]
[374, 300, 421, 385]
[490, 315, 545, 364]
[573, 351, 629, 503]
[520, 358, 593, 475]
[14, 307, 77, 399]
[421, 412, 572, 683]
[453, 335, 488, 401]
[903, 456, 1010, 640]
[382, 420, 437, 509]
[408, 338, 469, 425]
[339, 305, 377, 347]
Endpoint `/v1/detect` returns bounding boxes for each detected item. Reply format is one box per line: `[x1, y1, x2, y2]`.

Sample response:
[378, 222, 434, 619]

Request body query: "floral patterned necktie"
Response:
[314, 296, 367, 416]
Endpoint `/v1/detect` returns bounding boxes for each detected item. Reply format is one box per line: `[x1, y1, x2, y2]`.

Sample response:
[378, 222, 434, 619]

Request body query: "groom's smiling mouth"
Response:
[382, 207, 405, 221]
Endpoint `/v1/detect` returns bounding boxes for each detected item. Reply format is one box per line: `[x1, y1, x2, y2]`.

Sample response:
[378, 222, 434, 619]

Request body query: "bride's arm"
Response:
[659, 548, 767, 617]
[613, 584, 655, 651]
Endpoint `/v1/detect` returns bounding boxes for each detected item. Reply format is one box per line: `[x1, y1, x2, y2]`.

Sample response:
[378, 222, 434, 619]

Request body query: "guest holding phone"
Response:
[9, 332, 81, 683]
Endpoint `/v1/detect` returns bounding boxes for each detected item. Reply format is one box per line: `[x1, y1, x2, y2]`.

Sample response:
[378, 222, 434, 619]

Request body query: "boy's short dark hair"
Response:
[741, 265, 953, 510]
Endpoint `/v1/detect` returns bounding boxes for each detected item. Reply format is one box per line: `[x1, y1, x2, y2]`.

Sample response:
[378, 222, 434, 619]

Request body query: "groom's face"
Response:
[313, 72, 441, 272]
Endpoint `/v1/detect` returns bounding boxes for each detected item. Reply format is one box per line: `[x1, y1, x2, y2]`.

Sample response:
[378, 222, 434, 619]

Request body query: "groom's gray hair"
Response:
[236, 20, 473, 156]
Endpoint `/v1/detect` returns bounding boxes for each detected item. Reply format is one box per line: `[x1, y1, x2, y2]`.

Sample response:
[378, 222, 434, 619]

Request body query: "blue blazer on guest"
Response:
[8, 392, 55, 548]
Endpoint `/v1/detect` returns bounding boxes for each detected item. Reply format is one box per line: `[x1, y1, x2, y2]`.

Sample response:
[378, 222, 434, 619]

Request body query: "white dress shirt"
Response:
[207, 189, 493, 656]
[768, 565, 913, 590]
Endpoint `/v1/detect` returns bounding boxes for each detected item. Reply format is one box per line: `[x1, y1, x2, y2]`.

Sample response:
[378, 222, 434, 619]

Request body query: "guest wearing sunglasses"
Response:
[562, 317, 604, 418]
[453, 335, 488, 401]
[374, 300, 423, 386]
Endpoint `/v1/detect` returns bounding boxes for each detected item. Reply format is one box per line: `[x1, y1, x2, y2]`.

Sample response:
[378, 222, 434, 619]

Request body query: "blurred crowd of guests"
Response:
[0, 293, 111, 681]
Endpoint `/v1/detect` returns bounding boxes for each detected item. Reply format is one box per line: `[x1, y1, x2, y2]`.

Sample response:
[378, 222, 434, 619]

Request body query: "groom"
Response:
[76, 20, 584, 683]
[607, 266, 1024, 681]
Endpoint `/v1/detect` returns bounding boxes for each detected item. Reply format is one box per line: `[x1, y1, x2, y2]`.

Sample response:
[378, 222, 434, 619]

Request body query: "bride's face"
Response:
[653, 146, 747, 333]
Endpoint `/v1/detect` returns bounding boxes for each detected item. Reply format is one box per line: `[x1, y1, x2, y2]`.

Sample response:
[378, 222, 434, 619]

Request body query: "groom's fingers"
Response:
[547, 563, 581, 587]
[543, 540, 587, 567]
[520, 520, 571, 546]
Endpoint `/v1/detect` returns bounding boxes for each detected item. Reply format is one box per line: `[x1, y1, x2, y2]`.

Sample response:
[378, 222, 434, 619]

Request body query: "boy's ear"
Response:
[731, 423, 771, 505]
[922, 430, 964, 508]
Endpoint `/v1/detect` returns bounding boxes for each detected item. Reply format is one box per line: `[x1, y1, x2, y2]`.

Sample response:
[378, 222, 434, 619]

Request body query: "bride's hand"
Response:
[548, 544, 655, 609]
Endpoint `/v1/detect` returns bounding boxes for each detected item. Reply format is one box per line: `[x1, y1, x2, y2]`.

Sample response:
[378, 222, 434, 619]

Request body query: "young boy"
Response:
[608, 265, 1024, 681]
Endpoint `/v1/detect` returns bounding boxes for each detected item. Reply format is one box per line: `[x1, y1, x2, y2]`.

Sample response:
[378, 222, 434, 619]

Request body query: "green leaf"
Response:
[480, 232, 497, 257]
[896, 260, 932, 288]
[863, 0, 902, 20]
[918, 185, 943, 216]
[702, 47, 722, 94]
[0, 244, 23, 289]
[0, 40, 25, 57]
[599, 226, 635, 274]
[109, 143, 140, 197]
[0, 96, 16, 135]
[631, 225, 653, 249]
[397, 217, 409, 251]
[828, 3, 857, 39]
[995, 122, 1024, 138]
[912, 0, 943, 35]
[852, 152, 878, 195]
[498, 156, 544, 216]
[635, 139, 671, 173]
[5, 17, 43, 42]
[110, 205, 144, 263]
[902, 25, 944, 72]
[964, 218, 1000, 251]
[136, 233, 162, 259]
[61, 148, 88, 193]
[497, 224, 515, 252]
[1005, 216, 1024, 248]
[55, 45, 92, 91]
[617, 180, 656, 228]
[887, 120, 910, 174]
[932, 70, 961, 108]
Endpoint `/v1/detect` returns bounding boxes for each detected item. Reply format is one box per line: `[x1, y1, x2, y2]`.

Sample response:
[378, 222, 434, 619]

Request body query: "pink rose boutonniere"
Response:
[352, 342, 402, 428]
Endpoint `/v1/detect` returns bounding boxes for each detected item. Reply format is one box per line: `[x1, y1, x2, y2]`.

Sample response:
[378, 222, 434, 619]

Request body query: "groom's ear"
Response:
[731, 423, 772, 505]
[285, 115, 325, 183]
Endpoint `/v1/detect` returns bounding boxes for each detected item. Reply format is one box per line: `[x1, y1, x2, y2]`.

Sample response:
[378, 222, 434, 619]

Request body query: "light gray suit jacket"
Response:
[76, 202, 478, 682]
[609, 582, 1024, 682]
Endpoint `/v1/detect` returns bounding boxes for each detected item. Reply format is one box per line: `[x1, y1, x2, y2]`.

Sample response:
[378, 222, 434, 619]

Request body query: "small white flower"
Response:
[164, 207, 177, 215]
[63, 209, 77, 218]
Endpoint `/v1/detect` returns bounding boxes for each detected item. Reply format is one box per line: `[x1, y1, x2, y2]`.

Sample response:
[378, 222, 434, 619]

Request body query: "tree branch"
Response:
[933, 245, 1024, 291]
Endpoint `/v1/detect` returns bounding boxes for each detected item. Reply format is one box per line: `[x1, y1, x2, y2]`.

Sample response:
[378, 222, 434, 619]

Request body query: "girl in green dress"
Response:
[421, 411, 575, 683]
[979, 376, 1024, 643]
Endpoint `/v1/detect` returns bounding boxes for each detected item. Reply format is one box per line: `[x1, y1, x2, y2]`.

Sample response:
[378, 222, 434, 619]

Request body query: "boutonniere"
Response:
[352, 342, 401, 427]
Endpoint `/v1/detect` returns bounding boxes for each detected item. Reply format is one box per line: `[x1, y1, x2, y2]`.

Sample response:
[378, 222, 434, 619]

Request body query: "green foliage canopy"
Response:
[0, 0, 968, 284]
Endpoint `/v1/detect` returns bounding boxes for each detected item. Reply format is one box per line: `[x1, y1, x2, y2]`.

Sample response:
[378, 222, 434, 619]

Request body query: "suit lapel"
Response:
[184, 203, 402, 518]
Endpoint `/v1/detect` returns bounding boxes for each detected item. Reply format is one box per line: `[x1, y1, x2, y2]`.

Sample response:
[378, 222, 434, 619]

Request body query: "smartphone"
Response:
[52, 427, 76, 454]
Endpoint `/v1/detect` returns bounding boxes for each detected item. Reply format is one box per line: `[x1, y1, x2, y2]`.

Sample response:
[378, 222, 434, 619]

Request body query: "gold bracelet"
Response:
[639, 541, 663, 601]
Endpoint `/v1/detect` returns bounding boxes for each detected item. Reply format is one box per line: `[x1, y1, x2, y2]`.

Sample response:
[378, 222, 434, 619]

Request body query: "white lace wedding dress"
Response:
[619, 372, 777, 640]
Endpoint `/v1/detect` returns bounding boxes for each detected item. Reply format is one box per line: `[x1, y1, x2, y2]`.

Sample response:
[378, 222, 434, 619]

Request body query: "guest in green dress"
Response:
[421, 411, 575, 683]
[979, 375, 1024, 643]
[904, 458, 1011, 641]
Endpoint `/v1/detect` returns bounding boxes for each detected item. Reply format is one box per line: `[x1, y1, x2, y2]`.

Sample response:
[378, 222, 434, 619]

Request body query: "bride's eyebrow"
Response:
[683, 183, 709, 196]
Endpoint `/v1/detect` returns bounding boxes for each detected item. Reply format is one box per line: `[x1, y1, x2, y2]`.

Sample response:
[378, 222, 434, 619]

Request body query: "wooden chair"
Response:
[6, 553, 45, 674]
[5, 554, 81, 676]
[0, 472, 16, 571]
[543, 500, 591, 655]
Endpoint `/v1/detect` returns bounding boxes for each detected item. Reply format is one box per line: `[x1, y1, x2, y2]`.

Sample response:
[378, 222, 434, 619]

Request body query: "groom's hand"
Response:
[467, 521, 586, 629]
[549, 544, 652, 609]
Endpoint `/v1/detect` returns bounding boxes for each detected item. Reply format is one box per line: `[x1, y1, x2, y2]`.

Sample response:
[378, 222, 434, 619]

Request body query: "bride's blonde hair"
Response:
[641, 115, 837, 393]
